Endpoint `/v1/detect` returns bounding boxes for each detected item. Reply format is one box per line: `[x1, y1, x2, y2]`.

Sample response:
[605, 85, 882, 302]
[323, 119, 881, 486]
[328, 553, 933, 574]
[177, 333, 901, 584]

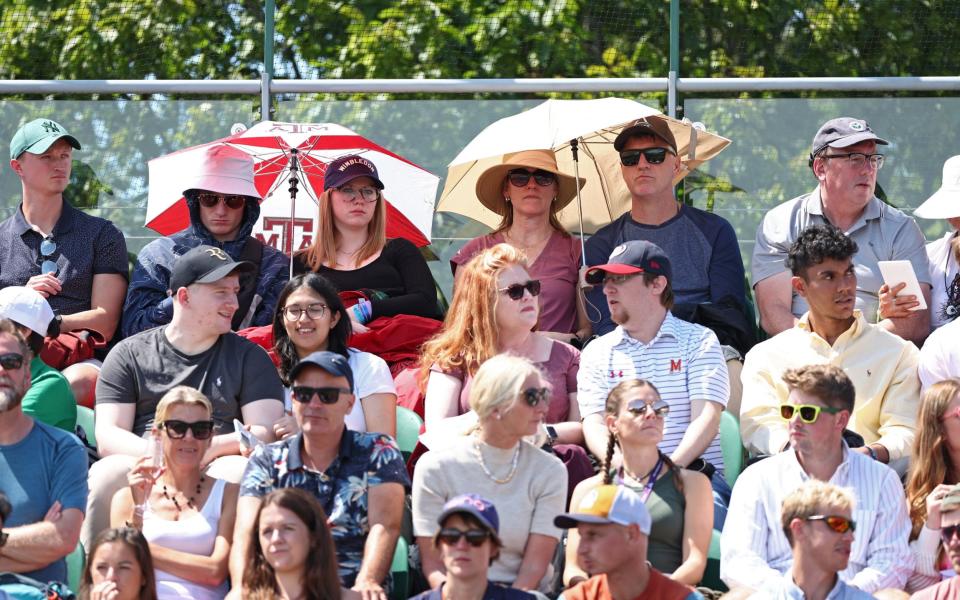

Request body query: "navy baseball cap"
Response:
[613, 117, 678, 153]
[438, 494, 501, 538]
[289, 350, 354, 392]
[585, 240, 672, 285]
[323, 154, 385, 191]
[811, 117, 889, 158]
[168, 245, 254, 293]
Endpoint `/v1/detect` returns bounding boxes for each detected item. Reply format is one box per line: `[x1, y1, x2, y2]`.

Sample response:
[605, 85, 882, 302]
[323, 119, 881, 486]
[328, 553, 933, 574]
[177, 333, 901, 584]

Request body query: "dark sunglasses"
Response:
[619, 147, 673, 166]
[779, 403, 843, 424]
[498, 279, 541, 300]
[0, 353, 24, 371]
[626, 399, 670, 418]
[438, 528, 492, 547]
[197, 193, 246, 210]
[942, 524, 960, 543]
[291, 386, 351, 404]
[507, 169, 556, 187]
[160, 419, 216, 440]
[806, 515, 856, 534]
[39, 236, 58, 275]
[522, 387, 550, 407]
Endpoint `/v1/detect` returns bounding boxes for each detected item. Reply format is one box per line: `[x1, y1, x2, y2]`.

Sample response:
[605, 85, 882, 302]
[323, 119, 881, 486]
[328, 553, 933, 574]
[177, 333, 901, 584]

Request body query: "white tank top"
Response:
[142, 478, 230, 600]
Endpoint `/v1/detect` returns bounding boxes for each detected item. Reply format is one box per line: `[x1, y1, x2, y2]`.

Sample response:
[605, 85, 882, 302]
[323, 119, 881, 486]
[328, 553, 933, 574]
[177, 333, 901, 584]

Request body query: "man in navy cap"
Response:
[231, 350, 408, 598]
[752, 116, 931, 344]
[577, 240, 731, 526]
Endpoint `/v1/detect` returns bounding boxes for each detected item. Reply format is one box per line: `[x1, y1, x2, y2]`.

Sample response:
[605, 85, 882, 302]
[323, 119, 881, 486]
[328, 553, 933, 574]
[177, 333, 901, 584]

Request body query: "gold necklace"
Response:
[473, 438, 521, 484]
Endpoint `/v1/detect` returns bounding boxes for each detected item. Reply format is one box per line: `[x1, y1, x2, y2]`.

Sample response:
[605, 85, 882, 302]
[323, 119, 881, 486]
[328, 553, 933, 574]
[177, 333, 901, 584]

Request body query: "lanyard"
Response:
[617, 455, 665, 502]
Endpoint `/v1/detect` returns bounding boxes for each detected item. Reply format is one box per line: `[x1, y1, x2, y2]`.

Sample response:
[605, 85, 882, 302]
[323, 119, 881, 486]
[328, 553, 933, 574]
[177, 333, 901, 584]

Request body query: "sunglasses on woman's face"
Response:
[779, 403, 843, 424]
[160, 419, 216, 440]
[291, 386, 351, 404]
[522, 387, 550, 408]
[626, 399, 670, 418]
[806, 515, 856, 534]
[619, 147, 674, 166]
[498, 279, 541, 301]
[197, 193, 246, 210]
[507, 169, 556, 187]
[0, 353, 24, 371]
[438, 528, 492, 547]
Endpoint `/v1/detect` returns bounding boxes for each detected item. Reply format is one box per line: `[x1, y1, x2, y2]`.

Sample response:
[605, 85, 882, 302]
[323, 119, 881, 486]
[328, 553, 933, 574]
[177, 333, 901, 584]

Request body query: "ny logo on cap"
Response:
[204, 248, 229, 261]
[41, 121, 61, 133]
[849, 121, 866, 131]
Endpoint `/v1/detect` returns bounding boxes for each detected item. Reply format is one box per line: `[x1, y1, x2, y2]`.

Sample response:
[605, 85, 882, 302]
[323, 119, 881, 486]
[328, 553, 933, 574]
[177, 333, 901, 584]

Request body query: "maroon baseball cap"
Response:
[613, 117, 678, 153]
[585, 240, 672, 285]
[323, 154, 385, 191]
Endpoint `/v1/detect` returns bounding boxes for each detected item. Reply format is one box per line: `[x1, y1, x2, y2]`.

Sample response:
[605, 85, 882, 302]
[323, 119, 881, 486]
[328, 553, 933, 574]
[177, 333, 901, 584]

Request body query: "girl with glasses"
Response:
[111, 386, 238, 600]
[452, 149, 589, 343]
[270, 274, 397, 438]
[413, 355, 566, 594]
[905, 379, 960, 592]
[563, 379, 713, 588]
[294, 154, 442, 331]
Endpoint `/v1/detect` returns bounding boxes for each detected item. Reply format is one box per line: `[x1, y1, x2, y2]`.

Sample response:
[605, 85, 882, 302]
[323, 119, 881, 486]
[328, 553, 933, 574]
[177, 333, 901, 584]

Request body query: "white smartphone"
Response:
[878, 260, 927, 311]
[234, 418, 262, 451]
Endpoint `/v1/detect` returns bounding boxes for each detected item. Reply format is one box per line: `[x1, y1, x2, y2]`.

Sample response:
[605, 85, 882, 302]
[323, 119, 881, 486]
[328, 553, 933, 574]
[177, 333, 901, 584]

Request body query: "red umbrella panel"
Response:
[146, 121, 439, 254]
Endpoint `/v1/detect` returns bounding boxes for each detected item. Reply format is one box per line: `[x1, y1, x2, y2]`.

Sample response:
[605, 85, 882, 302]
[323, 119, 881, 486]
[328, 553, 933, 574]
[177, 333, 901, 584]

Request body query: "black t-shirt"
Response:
[293, 237, 442, 320]
[96, 327, 284, 436]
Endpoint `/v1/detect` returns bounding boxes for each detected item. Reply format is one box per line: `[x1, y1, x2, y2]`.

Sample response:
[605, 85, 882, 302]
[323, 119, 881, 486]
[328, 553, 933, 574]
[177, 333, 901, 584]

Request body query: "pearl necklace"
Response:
[473, 438, 521, 484]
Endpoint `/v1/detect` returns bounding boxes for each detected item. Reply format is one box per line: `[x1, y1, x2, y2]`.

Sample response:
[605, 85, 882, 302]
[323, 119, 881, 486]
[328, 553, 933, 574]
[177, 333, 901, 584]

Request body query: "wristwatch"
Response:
[545, 425, 559, 445]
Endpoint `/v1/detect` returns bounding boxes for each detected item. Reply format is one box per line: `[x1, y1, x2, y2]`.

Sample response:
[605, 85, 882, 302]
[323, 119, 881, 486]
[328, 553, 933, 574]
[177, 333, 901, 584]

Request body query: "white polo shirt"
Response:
[578, 312, 729, 468]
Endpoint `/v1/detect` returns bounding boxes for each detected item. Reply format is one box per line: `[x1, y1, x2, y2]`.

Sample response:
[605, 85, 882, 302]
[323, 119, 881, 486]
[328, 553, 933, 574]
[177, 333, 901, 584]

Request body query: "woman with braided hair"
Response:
[562, 379, 713, 588]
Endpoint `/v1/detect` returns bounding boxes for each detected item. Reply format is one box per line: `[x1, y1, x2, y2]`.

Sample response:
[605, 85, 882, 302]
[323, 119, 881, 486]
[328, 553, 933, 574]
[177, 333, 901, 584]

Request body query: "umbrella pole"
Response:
[570, 139, 586, 259]
[287, 148, 300, 280]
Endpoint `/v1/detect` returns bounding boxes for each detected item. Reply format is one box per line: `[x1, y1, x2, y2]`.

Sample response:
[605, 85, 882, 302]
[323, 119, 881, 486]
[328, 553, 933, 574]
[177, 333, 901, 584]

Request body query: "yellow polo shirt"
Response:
[740, 311, 920, 461]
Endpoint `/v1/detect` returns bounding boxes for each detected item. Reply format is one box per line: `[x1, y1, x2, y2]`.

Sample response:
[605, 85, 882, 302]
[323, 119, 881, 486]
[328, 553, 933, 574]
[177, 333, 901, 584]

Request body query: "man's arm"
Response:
[670, 399, 721, 468]
[228, 495, 262, 590]
[754, 273, 799, 336]
[872, 343, 922, 463]
[0, 504, 82, 570]
[708, 218, 747, 307]
[878, 284, 932, 345]
[739, 349, 790, 456]
[121, 245, 176, 338]
[673, 328, 729, 466]
[60, 272, 126, 341]
[240, 399, 284, 444]
[513, 534, 558, 591]
[353, 482, 404, 595]
[95, 402, 150, 457]
[847, 470, 915, 593]
[719, 470, 784, 589]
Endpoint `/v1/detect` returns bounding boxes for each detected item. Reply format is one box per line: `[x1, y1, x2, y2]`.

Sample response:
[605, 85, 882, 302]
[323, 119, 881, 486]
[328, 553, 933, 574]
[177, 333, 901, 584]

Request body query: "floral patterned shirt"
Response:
[240, 429, 410, 585]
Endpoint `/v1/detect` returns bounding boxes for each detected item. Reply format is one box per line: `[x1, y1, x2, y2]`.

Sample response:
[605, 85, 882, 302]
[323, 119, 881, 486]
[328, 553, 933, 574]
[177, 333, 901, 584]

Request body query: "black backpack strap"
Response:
[232, 237, 264, 330]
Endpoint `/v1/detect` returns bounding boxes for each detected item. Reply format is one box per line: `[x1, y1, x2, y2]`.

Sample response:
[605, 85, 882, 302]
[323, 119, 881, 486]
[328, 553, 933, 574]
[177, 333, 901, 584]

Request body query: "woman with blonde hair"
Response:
[563, 379, 712, 587]
[293, 154, 441, 330]
[905, 378, 960, 592]
[420, 243, 582, 448]
[111, 386, 238, 600]
[412, 354, 567, 594]
[451, 149, 588, 341]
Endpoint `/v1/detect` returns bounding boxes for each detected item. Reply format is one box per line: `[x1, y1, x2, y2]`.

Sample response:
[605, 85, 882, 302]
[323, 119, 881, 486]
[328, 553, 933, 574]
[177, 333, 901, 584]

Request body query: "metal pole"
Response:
[261, 0, 275, 122]
[261, 71, 271, 122]
[668, 0, 679, 118]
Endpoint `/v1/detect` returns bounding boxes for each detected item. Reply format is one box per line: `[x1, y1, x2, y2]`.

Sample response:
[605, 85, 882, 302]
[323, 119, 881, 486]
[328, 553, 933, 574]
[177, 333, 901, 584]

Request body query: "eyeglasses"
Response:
[337, 185, 380, 203]
[282, 303, 328, 321]
[507, 169, 557, 187]
[498, 280, 541, 300]
[806, 515, 856, 534]
[626, 399, 670, 418]
[438, 528, 492, 547]
[40, 236, 58, 275]
[601, 273, 640, 286]
[779, 403, 843, 424]
[619, 147, 674, 166]
[522, 387, 550, 407]
[821, 152, 885, 170]
[291, 386, 351, 404]
[197, 193, 247, 210]
[942, 524, 960, 543]
[0, 353, 24, 371]
[159, 419, 216, 440]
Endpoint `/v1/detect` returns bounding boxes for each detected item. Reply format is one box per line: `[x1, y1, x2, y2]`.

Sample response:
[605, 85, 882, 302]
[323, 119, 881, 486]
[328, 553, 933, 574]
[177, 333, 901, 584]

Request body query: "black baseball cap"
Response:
[289, 350, 355, 392]
[168, 245, 254, 293]
[810, 117, 889, 158]
[613, 117, 678, 153]
[585, 240, 672, 285]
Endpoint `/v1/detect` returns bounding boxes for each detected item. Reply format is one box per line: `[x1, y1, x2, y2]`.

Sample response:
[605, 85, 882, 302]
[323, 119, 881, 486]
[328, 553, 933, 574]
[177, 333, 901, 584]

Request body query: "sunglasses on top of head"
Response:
[507, 169, 557, 187]
[498, 279, 541, 300]
[779, 403, 843, 424]
[160, 419, 216, 440]
[196, 193, 246, 210]
[291, 386, 352, 404]
[619, 147, 675, 166]
[806, 515, 856, 534]
[438, 528, 492, 547]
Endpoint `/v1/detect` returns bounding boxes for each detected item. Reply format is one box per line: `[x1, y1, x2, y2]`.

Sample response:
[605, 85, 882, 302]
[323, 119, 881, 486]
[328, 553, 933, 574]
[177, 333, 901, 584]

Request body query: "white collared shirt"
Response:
[720, 443, 913, 593]
[748, 570, 877, 599]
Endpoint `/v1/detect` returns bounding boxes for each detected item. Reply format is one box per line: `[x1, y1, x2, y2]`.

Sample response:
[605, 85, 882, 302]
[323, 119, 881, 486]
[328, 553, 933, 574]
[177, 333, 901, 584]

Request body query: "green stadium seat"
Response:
[76, 405, 96, 449]
[66, 542, 84, 594]
[720, 410, 744, 487]
[700, 529, 728, 592]
[390, 536, 409, 600]
[395, 406, 422, 458]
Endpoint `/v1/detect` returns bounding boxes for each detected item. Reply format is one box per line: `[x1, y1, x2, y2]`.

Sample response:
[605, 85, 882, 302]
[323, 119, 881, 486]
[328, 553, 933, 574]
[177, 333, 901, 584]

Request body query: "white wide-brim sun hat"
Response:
[915, 155, 960, 220]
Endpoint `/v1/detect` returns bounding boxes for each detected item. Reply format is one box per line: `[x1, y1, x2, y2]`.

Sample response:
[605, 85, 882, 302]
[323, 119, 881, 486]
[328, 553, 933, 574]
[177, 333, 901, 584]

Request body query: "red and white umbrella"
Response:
[146, 121, 439, 254]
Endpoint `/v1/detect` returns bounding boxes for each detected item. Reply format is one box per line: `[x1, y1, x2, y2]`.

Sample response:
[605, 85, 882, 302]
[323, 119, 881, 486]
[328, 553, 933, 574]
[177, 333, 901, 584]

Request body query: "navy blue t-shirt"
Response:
[584, 205, 745, 336]
[410, 582, 535, 600]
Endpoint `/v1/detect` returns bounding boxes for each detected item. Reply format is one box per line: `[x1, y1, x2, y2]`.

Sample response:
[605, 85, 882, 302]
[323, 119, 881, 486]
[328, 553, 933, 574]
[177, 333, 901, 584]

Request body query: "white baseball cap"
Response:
[0, 286, 54, 335]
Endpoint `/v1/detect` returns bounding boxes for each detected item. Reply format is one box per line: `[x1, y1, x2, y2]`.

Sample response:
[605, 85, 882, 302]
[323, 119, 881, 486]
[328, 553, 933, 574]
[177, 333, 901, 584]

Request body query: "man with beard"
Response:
[912, 485, 960, 599]
[740, 224, 920, 475]
[0, 319, 87, 584]
[577, 240, 731, 524]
